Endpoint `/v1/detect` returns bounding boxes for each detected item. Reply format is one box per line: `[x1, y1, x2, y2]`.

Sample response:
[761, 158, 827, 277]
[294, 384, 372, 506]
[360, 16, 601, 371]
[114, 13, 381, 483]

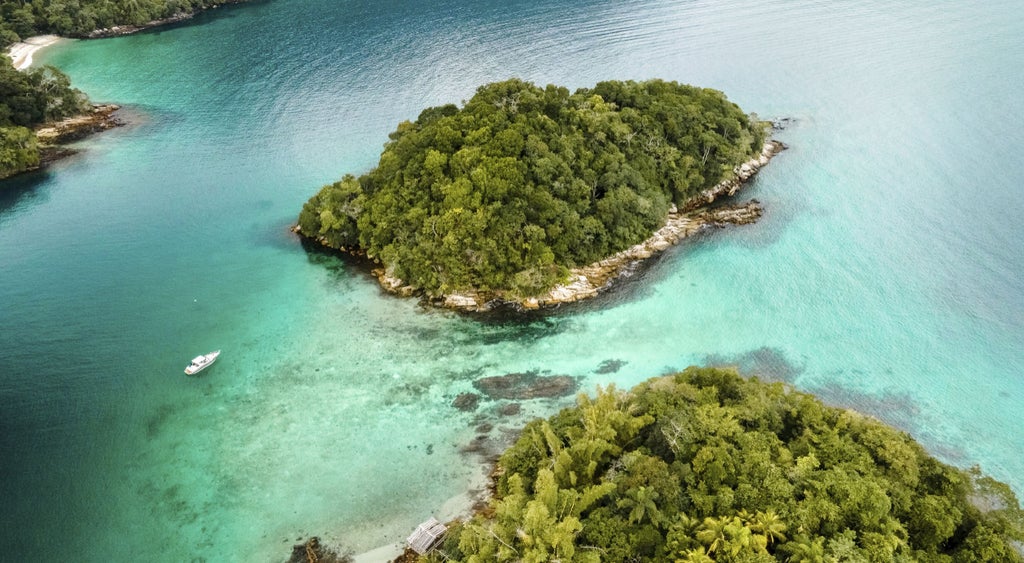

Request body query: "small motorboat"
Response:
[184, 350, 220, 375]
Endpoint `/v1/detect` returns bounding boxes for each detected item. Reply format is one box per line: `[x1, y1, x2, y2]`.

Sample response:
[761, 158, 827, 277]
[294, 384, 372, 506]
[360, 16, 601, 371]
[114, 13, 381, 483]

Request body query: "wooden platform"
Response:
[406, 517, 447, 555]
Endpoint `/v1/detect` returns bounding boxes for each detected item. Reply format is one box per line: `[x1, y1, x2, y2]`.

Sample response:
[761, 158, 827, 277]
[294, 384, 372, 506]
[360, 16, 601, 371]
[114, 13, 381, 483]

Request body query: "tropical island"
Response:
[406, 367, 1024, 562]
[296, 78, 781, 311]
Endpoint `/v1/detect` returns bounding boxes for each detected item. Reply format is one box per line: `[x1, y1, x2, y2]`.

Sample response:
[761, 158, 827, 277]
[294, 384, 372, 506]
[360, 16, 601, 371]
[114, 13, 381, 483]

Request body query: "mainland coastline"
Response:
[2, 1, 254, 181]
[2, 35, 125, 178]
[5, 0, 253, 70]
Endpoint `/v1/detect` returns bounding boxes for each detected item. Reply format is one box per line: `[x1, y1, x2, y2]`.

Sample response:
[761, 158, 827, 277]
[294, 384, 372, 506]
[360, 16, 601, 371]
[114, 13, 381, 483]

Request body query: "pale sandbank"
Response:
[7, 35, 62, 70]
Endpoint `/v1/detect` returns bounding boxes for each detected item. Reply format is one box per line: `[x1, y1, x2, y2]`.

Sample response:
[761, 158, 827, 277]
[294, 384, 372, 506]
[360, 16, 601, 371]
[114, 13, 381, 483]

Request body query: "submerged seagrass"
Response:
[297, 79, 766, 299]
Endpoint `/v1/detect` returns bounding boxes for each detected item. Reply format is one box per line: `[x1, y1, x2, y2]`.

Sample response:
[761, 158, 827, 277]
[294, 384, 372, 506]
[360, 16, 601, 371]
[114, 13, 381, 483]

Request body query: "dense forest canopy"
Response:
[426, 368, 1024, 563]
[0, 0, 238, 45]
[298, 79, 766, 297]
[0, 55, 88, 178]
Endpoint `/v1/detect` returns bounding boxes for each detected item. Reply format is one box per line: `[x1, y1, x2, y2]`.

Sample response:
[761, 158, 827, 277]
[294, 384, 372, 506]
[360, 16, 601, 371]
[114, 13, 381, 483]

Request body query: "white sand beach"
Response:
[7, 35, 62, 70]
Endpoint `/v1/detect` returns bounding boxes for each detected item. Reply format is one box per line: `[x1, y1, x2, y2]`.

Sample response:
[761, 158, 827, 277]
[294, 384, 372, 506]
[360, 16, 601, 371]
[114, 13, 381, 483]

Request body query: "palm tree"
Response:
[783, 535, 826, 563]
[722, 518, 757, 557]
[696, 516, 730, 556]
[617, 486, 664, 527]
[666, 512, 704, 557]
[676, 548, 715, 563]
[751, 510, 788, 547]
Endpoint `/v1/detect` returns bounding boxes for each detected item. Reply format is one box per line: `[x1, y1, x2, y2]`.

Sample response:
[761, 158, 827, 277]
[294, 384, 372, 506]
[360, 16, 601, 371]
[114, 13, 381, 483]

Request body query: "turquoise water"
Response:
[2, 0, 1023, 560]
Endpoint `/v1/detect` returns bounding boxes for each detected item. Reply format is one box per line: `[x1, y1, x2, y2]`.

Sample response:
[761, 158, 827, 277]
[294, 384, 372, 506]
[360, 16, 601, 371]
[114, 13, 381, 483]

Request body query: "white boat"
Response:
[184, 350, 220, 375]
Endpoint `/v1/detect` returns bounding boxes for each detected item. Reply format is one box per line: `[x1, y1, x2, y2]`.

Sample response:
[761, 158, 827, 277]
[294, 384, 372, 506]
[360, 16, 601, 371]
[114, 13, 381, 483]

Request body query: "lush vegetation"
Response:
[425, 367, 1024, 562]
[0, 0, 239, 45]
[298, 79, 766, 297]
[1, 0, 230, 178]
[1, 55, 88, 178]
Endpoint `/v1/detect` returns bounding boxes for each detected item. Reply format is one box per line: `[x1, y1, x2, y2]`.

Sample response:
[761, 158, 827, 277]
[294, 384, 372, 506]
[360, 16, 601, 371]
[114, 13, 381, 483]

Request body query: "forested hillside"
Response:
[298, 79, 766, 297]
[0, 0, 239, 45]
[426, 368, 1024, 562]
[0, 55, 87, 178]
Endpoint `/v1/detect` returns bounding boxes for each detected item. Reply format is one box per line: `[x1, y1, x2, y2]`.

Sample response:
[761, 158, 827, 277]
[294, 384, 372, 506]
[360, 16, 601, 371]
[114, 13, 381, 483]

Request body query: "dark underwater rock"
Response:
[473, 372, 577, 400]
[452, 392, 481, 412]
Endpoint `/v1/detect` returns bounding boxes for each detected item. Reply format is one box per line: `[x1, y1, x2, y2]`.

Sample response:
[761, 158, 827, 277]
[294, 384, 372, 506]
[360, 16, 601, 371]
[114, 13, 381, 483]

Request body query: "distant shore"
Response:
[7, 35, 62, 70]
[82, 0, 252, 40]
[5, 1, 253, 70]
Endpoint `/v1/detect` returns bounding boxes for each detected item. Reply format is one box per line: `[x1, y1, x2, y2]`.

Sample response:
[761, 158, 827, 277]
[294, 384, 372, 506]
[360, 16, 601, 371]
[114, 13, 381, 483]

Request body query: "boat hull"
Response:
[184, 350, 220, 375]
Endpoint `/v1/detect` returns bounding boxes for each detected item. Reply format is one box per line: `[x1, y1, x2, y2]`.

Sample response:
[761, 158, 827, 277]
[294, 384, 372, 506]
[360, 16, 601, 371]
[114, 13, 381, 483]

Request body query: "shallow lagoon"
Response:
[2, 0, 1023, 560]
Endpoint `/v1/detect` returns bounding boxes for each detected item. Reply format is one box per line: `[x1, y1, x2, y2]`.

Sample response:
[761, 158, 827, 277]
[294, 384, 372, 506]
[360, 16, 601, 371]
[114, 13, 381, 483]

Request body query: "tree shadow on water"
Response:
[0, 171, 53, 222]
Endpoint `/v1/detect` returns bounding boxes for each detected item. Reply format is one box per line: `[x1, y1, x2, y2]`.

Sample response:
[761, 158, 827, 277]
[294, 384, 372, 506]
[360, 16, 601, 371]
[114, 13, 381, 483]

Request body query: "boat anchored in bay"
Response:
[184, 350, 220, 375]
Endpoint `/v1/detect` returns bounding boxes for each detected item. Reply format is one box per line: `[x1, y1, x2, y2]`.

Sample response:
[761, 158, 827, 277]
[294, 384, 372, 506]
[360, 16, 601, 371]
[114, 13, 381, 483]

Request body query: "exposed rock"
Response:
[518, 140, 784, 310]
[372, 269, 417, 297]
[679, 139, 784, 212]
[7, 104, 128, 176]
[86, 14, 194, 38]
[693, 201, 764, 227]
[459, 434, 493, 455]
[452, 393, 480, 412]
[772, 117, 796, 130]
[443, 292, 483, 310]
[35, 104, 123, 145]
[473, 372, 578, 400]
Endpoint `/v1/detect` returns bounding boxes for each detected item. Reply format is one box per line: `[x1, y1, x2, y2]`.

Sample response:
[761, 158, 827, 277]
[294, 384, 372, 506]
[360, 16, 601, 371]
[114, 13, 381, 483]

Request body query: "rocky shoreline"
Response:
[33, 104, 124, 168]
[36, 104, 123, 144]
[373, 139, 786, 312]
[297, 138, 785, 313]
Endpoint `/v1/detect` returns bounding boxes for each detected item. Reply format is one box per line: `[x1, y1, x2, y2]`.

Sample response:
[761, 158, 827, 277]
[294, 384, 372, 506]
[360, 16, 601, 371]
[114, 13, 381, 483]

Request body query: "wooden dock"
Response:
[407, 517, 447, 555]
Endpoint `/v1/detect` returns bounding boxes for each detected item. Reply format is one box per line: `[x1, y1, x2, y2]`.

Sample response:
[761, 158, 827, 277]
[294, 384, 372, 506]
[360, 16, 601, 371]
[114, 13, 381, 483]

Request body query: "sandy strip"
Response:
[7, 35, 62, 70]
[352, 543, 403, 563]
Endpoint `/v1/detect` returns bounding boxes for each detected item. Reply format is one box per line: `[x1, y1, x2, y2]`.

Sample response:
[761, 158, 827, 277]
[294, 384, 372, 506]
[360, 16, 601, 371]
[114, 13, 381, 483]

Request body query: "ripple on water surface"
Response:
[2, 0, 1024, 560]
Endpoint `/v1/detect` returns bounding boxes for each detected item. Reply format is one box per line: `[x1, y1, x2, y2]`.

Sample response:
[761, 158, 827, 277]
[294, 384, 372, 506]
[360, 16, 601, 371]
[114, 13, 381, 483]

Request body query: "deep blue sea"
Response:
[2, 0, 1022, 560]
